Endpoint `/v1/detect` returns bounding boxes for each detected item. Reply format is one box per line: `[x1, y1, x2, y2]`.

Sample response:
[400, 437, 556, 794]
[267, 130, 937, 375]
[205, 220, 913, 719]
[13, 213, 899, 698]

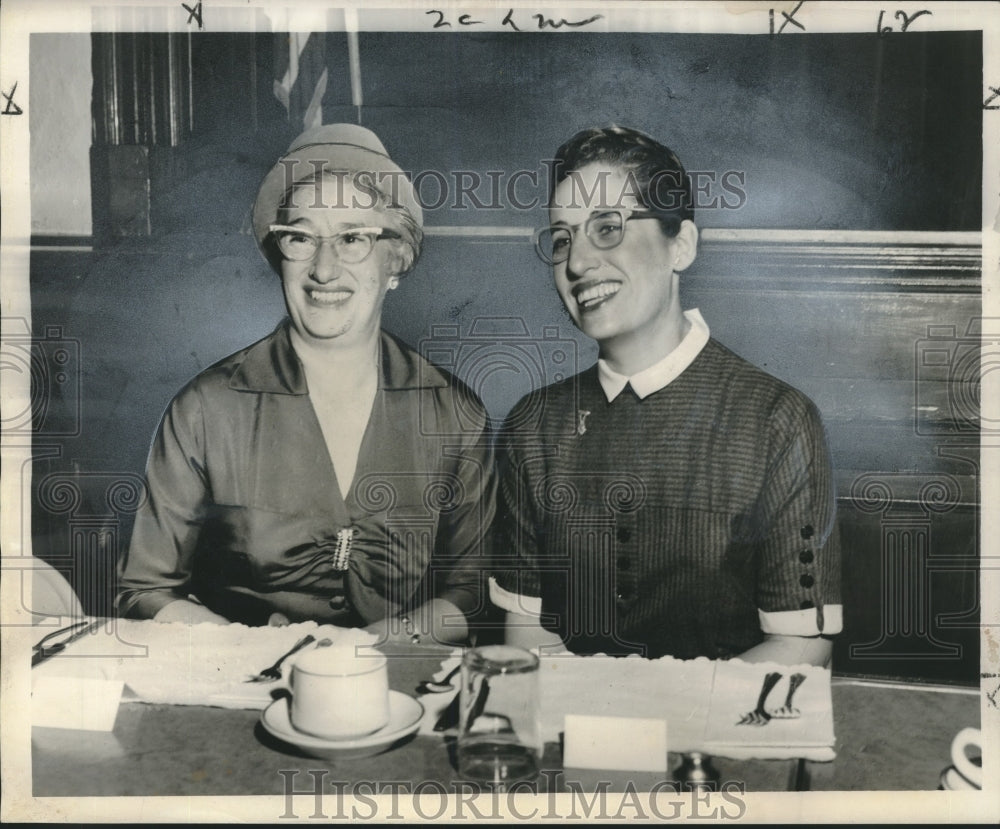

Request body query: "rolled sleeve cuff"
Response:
[489, 577, 542, 617]
[759, 604, 843, 636]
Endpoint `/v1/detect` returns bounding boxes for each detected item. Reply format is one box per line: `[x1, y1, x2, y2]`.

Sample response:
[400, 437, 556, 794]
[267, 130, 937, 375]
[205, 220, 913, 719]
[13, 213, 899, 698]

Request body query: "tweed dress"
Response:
[492, 328, 841, 660]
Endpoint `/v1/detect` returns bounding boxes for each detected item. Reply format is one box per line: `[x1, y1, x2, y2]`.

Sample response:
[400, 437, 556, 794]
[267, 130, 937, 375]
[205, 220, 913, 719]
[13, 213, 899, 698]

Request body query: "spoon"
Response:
[243, 636, 335, 683]
[418, 663, 461, 694]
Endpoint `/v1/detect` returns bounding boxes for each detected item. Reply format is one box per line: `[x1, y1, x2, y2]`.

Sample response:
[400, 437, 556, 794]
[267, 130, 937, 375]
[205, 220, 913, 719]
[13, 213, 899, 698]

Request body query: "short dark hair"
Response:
[550, 125, 694, 238]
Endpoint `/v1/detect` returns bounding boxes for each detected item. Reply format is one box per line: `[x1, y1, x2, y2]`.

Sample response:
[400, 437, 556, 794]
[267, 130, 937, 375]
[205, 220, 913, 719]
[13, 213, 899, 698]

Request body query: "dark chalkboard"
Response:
[346, 31, 982, 232]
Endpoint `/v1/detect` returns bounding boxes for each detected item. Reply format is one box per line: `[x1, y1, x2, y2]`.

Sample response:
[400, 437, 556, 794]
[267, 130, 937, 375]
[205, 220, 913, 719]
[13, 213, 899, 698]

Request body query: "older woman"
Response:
[491, 126, 841, 665]
[117, 124, 495, 645]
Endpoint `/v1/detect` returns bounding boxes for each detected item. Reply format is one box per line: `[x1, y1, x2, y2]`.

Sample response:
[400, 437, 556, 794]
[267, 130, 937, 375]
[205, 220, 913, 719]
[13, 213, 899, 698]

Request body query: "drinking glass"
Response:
[456, 645, 541, 786]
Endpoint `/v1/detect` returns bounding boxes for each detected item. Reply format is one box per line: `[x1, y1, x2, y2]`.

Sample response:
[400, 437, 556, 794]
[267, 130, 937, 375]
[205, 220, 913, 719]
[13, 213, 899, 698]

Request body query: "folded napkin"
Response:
[32, 618, 377, 710]
[537, 652, 835, 762]
[702, 658, 835, 760]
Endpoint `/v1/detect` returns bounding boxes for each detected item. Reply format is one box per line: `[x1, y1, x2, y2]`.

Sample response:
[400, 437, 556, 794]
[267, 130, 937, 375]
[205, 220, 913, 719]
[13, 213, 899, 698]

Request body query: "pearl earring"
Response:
[388, 277, 400, 290]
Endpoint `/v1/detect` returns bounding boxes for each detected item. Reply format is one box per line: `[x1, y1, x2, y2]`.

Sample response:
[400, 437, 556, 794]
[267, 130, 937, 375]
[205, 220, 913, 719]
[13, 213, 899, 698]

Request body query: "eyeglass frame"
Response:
[268, 223, 402, 263]
[533, 208, 678, 266]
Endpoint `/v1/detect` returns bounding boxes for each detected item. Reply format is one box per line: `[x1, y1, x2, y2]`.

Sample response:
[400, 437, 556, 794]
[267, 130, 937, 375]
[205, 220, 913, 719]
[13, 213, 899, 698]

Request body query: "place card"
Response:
[563, 714, 668, 772]
[32, 676, 123, 731]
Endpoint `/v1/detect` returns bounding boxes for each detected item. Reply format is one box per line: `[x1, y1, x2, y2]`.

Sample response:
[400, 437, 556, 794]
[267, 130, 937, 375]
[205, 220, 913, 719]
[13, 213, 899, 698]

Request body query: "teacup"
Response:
[288, 644, 389, 740]
[949, 726, 982, 789]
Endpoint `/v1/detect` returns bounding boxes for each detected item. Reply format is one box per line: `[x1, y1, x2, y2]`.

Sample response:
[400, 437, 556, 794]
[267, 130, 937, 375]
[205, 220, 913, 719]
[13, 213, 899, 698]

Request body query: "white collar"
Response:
[597, 309, 711, 402]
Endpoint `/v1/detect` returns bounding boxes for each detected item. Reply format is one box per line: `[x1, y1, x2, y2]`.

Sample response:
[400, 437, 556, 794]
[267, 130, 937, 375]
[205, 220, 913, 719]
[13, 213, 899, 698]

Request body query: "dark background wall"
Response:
[28, 30, 983, 683]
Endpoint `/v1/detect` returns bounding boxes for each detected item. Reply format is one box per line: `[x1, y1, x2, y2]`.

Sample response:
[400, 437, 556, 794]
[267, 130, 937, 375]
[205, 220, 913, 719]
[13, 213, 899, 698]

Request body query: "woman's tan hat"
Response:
[251, 123, 423, 250]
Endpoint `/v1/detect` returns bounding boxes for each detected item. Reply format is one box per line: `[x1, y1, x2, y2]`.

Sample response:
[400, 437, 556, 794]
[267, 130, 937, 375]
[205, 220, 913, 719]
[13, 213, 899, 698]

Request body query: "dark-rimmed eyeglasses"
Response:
[269, 224, 401, 264]
[533, 209, 665, 265]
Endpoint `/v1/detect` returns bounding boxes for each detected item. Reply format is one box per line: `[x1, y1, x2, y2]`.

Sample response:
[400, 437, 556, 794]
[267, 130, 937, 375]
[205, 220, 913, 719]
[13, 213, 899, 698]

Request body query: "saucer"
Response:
[261, 691, 424, 760]
[938, 765, 979, 791]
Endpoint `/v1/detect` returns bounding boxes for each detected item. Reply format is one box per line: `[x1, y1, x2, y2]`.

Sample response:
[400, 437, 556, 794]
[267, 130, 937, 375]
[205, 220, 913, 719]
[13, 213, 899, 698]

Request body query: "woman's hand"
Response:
[504, 611, 568, 654]
[738, 634, 833, 667]
[366, 598, 470, 647]
[152, 598, 230, 625]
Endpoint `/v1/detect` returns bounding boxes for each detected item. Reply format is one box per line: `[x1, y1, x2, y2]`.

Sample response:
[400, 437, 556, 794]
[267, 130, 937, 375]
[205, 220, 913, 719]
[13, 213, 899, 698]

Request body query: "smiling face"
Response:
[549, 163, 697, 363]
[277, 178, 401, 350]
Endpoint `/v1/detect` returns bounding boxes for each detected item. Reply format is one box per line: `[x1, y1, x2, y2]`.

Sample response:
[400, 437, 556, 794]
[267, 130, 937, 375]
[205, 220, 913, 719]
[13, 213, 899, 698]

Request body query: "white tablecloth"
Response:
[32, 619, 835, 759]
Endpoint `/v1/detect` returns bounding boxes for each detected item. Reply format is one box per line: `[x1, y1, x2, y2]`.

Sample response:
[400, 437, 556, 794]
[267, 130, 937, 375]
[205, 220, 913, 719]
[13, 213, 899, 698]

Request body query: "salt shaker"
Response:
[673, 752, 721, 791]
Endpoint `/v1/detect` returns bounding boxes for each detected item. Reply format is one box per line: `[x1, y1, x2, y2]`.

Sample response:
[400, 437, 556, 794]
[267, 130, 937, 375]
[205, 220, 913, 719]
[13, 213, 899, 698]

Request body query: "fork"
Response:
[736, 671, 782, 726]
[769, 672, 806, 719]
[245, 634, 316, 682]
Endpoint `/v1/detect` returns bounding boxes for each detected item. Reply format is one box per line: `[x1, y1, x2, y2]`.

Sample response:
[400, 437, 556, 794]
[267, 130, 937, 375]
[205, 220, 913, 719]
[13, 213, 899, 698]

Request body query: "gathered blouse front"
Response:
[116, 321, 496, 626]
